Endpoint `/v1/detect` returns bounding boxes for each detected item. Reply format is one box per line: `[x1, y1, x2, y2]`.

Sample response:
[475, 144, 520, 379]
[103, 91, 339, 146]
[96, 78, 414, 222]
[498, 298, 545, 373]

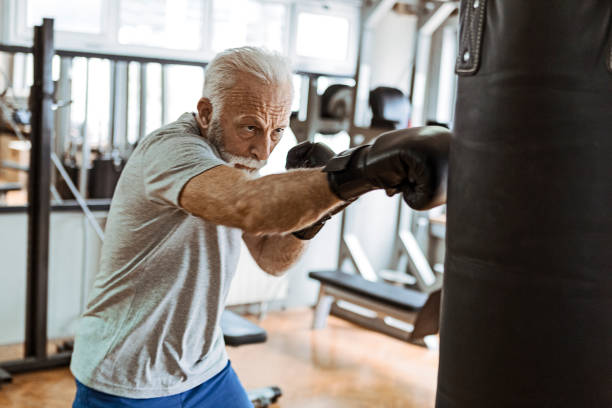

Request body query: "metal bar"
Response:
[0, 44, 355, 80]
[52, 152, 105, 241]
[79, 59, 90, 197]
[343, 234, 377, 281]
[411, 2, 458, 126]
[25, 18, 54, 360]
[0, 44, 32, 54]
[0, 44, 206, 67]
[138, 63, 147, 141]
[161, 64, 168, 125]
[123, 62, 130, 151]
[303, 76, 319, 142]
[108, 60, 118, 150]
[0, 353, 72, 374]
[336, 209, 348, 270]
[323, 285, 420, 325]
[0, 160, 29, 171]
[399, 230, 440, 292]
[347, 3, 367, 135]
[54, 57, 72, 157]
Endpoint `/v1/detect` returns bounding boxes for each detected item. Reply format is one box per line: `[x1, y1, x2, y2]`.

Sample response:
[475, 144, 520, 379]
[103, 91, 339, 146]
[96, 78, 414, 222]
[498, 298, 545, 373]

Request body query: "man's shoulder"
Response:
[146, 113, 199, 139]
[138, 113, 213, 154]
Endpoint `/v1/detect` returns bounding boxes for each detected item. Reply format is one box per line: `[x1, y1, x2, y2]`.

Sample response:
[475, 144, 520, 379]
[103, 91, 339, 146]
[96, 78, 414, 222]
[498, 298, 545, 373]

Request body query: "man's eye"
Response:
[272, 129, 284, 141]
[245, 126, 257, 132]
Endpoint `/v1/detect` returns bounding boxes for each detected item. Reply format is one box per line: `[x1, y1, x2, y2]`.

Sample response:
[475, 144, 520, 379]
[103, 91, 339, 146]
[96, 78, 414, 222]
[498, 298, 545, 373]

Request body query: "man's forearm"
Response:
[238, 169, 342, 234]
[243, 232, 306, 276]
[181, 166, 343, 235]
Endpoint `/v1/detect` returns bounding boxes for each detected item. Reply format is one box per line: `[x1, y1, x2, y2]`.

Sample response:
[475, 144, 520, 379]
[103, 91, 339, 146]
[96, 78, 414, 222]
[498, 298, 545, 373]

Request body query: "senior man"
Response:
[70, 46, 450, 407]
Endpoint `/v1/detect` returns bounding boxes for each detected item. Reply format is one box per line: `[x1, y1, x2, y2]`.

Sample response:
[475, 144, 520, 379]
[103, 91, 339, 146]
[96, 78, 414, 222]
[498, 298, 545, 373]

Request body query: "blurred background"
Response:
[0, 1, 459, 406]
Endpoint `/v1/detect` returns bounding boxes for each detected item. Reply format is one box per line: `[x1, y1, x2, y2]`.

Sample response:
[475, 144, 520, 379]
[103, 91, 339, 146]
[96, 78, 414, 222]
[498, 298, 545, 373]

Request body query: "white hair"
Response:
[203, 46, 294, 109]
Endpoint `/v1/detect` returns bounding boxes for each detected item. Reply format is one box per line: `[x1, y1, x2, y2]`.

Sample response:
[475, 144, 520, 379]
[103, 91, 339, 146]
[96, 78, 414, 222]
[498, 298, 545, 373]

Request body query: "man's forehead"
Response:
[225, 84, 292, 117]
[229, 72, 291, 101]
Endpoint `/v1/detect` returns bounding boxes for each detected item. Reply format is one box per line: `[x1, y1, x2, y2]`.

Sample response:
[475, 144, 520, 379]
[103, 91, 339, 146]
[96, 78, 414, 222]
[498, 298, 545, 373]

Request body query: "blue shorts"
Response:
[72, 361, 253, 408]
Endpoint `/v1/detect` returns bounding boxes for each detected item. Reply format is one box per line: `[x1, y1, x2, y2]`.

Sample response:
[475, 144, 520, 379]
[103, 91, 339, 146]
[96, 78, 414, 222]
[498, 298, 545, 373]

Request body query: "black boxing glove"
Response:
[323, 126, 451, 210]
[286, 141, 335, 169]
[286, 141, 342, 240]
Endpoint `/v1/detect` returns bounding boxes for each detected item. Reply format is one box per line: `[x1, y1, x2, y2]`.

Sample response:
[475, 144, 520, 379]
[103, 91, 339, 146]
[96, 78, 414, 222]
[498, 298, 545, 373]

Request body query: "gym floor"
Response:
[0, 309, 438, 407]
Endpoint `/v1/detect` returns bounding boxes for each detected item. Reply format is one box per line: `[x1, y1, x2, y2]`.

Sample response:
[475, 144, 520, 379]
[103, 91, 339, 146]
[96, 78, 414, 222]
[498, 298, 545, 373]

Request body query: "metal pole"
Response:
[25, 17, 54, 360]
[138, 63, 147, 141]
[108, 60, 118, 151]
[79, 59, 90, 197]
[161, 64, 168, 125]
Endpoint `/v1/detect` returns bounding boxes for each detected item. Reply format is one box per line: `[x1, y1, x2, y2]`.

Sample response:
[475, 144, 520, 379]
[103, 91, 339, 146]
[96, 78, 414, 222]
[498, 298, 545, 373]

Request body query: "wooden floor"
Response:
[0, 308, 439, 407]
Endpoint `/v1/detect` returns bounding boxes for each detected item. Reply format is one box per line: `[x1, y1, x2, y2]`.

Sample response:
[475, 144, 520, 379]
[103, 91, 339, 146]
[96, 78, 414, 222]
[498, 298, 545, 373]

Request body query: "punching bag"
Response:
[438, 1, 612, 407]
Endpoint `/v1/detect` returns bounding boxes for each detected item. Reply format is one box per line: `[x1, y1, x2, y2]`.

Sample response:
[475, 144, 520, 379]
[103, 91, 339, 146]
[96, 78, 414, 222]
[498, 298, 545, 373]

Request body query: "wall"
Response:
[0, 210, 104, 345]
[368, 11, 417, 95]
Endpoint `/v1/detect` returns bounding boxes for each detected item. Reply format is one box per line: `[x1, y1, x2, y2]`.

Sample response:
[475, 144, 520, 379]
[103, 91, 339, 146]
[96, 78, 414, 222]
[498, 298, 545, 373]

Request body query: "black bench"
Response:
[308, 270, 441, 345]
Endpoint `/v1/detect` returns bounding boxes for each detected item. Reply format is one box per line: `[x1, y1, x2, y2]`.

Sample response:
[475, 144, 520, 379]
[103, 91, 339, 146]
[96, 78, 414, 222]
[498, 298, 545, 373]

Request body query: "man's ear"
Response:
[196, 97, 213, 128]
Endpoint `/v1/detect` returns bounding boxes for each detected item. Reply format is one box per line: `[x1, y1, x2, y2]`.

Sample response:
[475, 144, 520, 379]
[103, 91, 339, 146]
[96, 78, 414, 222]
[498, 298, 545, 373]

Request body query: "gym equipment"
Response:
[320, 84, 353, 123]
[221, 310, 282, 408]
[369, 87, 411, 129]
[0, 20, 72, 386]
[438, 1, 612, 406]
[87, 152, 125, 199]
[309, 270, 440, 344]
[290, 79, 354, 143]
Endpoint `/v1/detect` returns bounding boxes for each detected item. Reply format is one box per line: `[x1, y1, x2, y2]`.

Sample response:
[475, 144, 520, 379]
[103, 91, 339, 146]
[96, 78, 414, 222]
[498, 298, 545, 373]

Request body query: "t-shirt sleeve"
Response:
[141, 133, 225, 207]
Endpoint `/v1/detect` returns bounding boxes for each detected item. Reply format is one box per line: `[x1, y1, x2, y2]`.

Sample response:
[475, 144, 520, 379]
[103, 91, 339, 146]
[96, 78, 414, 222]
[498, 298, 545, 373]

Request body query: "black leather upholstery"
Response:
[368, 87, 411, 129]
[309, 270, 427, 311]
[221, 310, 267, 347]
[438, 1, 612, 406]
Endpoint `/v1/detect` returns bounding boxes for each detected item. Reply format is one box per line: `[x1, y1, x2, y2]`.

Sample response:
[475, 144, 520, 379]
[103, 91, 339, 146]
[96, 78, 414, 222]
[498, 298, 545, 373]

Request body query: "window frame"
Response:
[1, 0, 361, 77]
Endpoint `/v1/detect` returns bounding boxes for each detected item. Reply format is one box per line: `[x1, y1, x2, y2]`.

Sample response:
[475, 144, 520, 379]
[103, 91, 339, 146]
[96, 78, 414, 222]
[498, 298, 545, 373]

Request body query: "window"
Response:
[118, 0, 204, 50]
[166, 65, 204, 121]
[210, 0, 287, 53]
[292, 3, 359, 76]
[4, 0, 360, 77]
[26, 0, 104, 34]
[296, 13, 349, 61]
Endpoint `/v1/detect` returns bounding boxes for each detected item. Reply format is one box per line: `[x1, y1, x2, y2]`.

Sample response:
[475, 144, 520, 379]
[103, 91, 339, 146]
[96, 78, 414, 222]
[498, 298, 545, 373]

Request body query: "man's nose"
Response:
[251, 133, 273, 161]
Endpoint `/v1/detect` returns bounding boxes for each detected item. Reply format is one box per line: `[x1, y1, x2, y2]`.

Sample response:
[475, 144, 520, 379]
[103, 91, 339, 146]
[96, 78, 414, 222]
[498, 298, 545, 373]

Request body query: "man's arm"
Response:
[179, 165, 342, 235]
[242, 232, 306, 276]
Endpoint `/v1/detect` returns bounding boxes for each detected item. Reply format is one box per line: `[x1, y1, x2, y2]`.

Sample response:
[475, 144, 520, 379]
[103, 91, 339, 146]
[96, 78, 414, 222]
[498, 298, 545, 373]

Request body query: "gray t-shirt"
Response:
[70, 113, 242, 398]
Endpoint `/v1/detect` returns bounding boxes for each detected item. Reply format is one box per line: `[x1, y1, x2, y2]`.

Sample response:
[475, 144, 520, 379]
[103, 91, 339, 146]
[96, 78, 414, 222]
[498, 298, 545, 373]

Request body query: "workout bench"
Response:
[309, 271, 441, 345]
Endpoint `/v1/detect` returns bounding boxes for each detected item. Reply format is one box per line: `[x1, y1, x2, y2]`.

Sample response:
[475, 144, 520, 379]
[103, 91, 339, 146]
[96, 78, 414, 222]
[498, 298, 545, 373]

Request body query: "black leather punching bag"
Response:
[437, 1, 612, 407]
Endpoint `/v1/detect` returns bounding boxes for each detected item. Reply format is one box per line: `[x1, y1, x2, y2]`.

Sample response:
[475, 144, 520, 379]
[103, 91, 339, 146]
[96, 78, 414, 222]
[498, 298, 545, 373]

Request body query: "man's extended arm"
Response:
[179, 165, 342, 235]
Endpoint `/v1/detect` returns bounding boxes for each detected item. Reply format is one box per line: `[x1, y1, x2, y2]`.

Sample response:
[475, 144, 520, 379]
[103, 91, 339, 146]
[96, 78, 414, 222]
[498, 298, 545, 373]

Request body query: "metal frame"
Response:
[335, 1, 456, 292]
[311, 282, 439, 347]
[0, 19, 73, 384]
[409, 2, 458, 126]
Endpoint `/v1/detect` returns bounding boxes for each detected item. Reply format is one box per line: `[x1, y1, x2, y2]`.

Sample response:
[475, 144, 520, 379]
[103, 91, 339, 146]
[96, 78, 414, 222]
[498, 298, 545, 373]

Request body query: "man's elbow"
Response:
[255, 259, 294, 277]
[255, 259, 295, 277]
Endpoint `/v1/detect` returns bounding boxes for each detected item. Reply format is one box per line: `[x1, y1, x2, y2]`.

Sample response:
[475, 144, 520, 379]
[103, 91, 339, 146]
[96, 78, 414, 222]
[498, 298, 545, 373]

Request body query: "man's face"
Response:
[204, 73, 292, 173]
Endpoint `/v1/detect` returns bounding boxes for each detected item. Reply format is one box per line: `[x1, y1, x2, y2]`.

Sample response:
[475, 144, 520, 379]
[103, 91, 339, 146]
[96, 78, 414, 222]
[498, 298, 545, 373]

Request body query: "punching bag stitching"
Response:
[608, 38, 612, 73]
[456, 0, 486, 75]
